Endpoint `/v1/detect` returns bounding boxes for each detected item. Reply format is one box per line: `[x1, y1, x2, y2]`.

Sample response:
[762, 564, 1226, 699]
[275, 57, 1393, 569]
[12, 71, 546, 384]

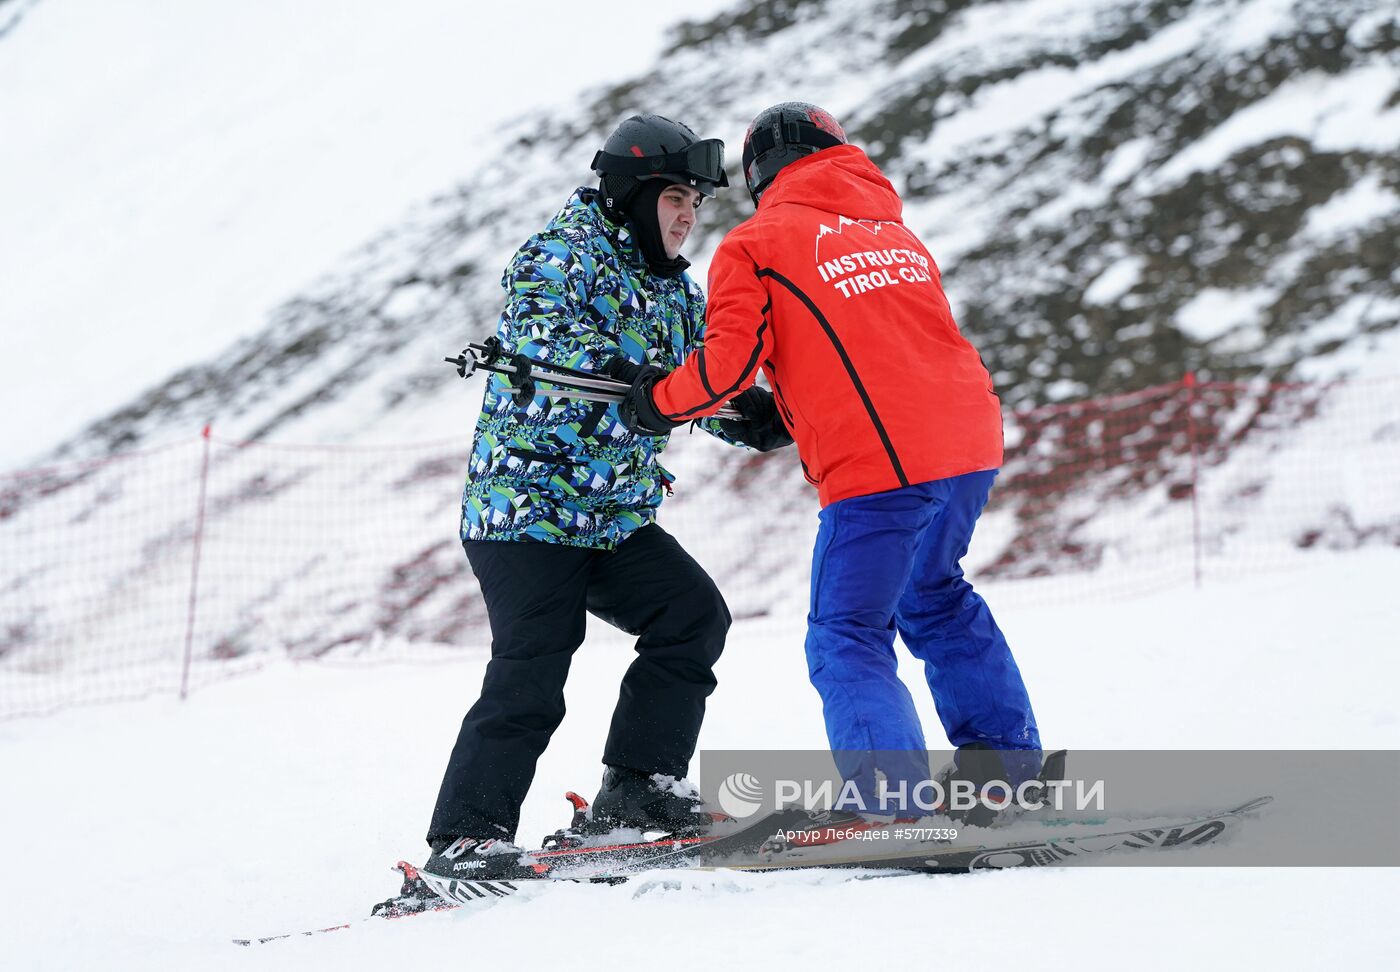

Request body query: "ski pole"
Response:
[445, 342, 741, 419]
[465, 337, 613, 386]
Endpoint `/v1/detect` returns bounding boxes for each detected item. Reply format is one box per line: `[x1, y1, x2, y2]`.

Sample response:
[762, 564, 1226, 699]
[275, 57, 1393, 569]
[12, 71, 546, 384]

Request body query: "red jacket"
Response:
[651, 144, 1003, 507]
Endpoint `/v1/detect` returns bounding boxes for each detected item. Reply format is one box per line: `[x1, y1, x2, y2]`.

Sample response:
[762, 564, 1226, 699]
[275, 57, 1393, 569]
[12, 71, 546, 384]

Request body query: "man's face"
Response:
[657, 183, 703, 259]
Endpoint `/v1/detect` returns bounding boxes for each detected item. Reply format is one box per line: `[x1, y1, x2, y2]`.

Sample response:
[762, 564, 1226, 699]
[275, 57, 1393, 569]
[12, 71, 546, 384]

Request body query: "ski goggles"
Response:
[592, 138, 730, 193]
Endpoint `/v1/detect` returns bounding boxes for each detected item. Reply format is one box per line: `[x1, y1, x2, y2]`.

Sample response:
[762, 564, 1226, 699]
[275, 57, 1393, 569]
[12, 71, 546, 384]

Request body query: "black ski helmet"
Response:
[741, 102, 847, 206]
[592, 114, 729, 218]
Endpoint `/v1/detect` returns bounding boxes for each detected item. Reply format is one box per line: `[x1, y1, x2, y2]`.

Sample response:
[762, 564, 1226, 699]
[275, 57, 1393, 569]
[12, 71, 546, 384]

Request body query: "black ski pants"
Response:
[427, 524, 731, 844]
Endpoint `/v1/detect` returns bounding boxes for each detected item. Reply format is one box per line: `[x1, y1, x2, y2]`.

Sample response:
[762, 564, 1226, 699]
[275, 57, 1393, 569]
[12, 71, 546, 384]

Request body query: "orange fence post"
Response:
[179, 425, 213, 700]
[1184, 373, 1202, 590]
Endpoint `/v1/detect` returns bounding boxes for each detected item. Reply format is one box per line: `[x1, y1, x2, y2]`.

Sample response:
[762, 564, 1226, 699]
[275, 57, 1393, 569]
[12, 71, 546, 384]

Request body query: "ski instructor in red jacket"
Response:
[610, 102, 1042, 830]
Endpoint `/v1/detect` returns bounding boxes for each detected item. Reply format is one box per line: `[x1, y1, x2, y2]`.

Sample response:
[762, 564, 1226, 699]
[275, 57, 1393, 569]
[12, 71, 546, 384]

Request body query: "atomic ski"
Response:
[232, 861, 458, 946]
[234, 795, 1271, 945]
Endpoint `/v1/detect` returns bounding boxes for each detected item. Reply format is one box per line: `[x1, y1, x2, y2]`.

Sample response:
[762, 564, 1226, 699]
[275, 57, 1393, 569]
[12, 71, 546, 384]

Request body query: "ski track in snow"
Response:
[2, 547, 1398, 969]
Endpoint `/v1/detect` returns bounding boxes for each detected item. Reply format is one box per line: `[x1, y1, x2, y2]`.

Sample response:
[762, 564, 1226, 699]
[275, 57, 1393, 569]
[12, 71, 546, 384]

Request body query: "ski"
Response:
[232, 860, 458, 946]
[233, 796, 1271, 944]
[718, 795, 1275, 874]
[414, 803, 814, 905]
[412, 795, 1273, 900]
[232, 805, 813, 945]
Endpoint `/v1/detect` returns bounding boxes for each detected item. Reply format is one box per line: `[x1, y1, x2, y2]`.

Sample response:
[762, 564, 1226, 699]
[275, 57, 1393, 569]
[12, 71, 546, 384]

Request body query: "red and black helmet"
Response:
[740, 102, 847, 206]
[592, 114, 729, 214]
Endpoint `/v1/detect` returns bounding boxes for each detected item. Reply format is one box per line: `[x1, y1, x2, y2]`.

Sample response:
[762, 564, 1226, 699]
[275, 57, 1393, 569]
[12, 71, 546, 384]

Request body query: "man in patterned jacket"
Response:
[422, 115, 790, 881]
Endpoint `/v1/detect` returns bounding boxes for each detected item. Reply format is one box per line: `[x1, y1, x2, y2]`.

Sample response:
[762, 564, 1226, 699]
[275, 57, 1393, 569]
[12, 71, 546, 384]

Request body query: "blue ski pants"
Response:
[805, 470, 1041, 811]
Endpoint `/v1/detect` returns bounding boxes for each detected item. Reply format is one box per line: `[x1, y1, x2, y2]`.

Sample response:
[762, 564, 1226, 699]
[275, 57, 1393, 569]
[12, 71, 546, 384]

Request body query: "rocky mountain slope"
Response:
[36, 0, 1398, 459]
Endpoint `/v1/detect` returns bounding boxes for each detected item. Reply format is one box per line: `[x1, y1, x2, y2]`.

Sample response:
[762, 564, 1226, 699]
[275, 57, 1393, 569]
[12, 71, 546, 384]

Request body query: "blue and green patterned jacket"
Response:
[460, 188, 740, 548]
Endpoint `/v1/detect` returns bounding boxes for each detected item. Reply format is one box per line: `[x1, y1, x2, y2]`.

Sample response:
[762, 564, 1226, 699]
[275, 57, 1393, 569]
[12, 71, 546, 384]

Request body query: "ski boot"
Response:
[936, 746, 1068, 828]
[588, 766, 718, 838]
[414, 840, 540, 890]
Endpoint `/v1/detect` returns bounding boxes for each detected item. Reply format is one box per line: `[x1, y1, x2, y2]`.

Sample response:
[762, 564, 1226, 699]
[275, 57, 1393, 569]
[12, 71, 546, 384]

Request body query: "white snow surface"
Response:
[1144, 64, 1400, 192]
[2, 546, 1398, 969]
[1174, 286, 1277, 343]
[1083, 256, 1146, 305]
[0, 0, 738, 469]
[1302, 172, 1400, 238]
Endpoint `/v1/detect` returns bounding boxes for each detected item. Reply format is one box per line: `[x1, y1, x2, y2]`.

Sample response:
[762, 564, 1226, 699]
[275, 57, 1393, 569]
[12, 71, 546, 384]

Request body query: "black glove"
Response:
[717, 386, 794, 452]
[602, 356, 682, 436]
[600, 357, 643, 385]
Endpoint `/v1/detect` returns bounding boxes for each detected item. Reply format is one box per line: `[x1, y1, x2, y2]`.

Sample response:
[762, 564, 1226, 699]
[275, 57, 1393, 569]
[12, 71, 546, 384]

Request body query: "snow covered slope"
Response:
[2, 547, 1397, 969]
[23, 0, 1396, 466]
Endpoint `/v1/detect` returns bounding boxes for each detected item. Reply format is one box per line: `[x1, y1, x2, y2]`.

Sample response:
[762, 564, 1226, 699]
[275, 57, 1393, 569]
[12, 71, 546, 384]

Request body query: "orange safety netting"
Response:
[2, 375, 1397, 719]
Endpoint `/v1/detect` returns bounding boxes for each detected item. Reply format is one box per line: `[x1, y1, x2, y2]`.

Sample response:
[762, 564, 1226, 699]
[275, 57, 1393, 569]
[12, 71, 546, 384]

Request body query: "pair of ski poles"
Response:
[444, 337, 743, 420]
